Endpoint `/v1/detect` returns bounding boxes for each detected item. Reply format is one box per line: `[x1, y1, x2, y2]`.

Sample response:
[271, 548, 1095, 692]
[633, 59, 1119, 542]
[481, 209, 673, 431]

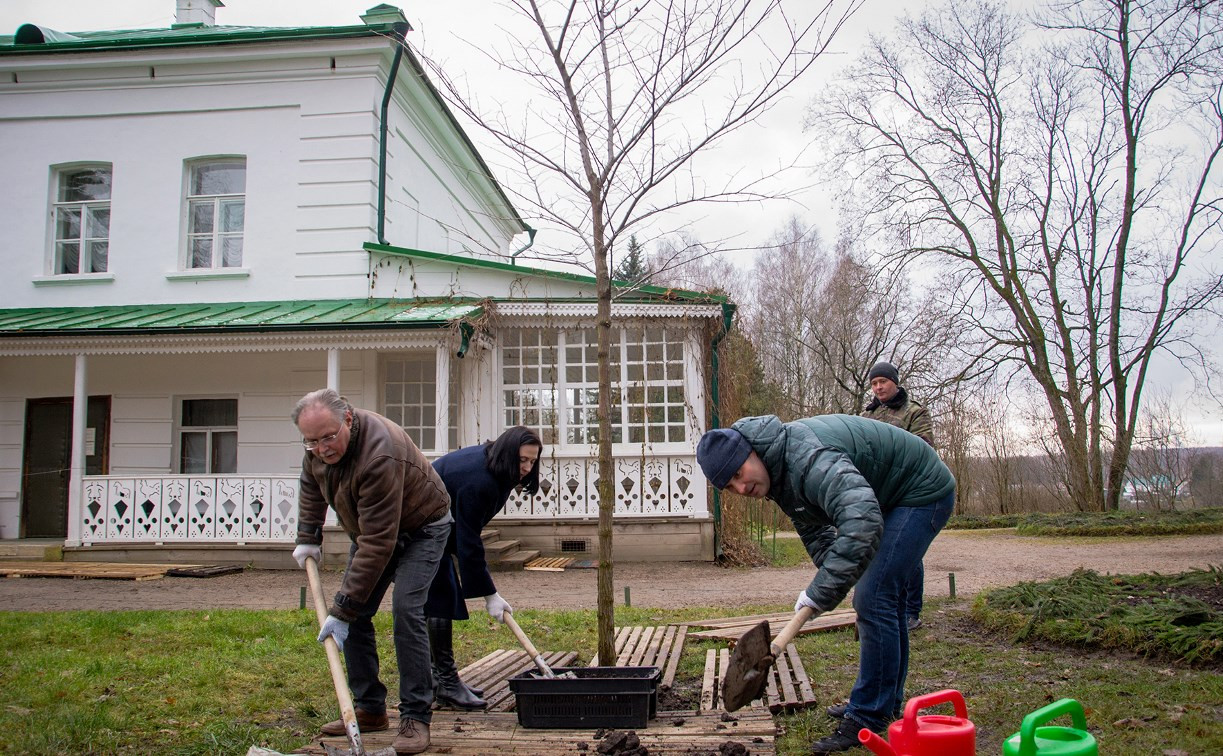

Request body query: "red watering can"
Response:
[858, 689, 976, 756]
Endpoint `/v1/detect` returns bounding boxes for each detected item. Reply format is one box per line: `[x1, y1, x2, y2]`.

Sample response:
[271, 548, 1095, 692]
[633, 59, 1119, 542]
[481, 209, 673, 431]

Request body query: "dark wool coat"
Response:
[424, 444, 517, 619]
[297, 408, 450, 621]
[731, 414, 955, 613]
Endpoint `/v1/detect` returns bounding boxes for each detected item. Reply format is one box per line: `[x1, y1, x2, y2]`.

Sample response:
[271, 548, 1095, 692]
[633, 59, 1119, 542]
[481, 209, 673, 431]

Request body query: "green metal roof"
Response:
[0, 23, 393, 54]
[0, 299, 482, 337]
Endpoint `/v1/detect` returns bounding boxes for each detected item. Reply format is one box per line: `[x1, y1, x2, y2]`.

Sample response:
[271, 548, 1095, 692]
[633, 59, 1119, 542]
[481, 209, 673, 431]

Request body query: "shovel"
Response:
[721, 606, 816, 711]
[503, 609, 556, 678]
[304, 556, 396, 756]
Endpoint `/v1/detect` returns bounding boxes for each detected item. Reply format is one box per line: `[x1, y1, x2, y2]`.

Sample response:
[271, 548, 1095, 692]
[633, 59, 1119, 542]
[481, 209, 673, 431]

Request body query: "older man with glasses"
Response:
[290, 388, 452, 755]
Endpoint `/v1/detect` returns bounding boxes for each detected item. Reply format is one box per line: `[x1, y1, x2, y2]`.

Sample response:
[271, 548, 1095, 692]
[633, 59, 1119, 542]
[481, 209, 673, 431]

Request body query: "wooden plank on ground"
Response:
[687, 608, 857, 642]
[164, 564, 244, 578]
[523, 557, 574, 571]
[299, 708, 776, 755]
[700, 641, 817, 714]
[660, 625, 687, 691]
[0, 561, 197, 581]
[687, 607, 856, 630]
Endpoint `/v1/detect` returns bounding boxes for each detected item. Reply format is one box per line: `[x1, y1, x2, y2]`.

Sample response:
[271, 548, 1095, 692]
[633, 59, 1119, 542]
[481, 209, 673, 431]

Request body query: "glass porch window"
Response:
[179, 398, 238, 473]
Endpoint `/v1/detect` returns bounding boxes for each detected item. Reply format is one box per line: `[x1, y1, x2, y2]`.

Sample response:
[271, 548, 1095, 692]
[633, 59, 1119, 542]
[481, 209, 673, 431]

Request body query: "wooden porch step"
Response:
[701, 641, 818, 714]
[489, 549, 540, 572]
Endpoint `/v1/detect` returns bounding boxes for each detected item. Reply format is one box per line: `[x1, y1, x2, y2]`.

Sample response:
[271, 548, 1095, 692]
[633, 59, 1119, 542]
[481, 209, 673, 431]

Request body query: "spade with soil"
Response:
[721, 606, 815, 712]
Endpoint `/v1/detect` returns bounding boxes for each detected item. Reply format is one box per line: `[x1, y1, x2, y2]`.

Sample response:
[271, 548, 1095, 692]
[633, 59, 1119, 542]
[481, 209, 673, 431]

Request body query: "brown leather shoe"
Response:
[392, 718, 430, 754]
[319, 708, 389, 736]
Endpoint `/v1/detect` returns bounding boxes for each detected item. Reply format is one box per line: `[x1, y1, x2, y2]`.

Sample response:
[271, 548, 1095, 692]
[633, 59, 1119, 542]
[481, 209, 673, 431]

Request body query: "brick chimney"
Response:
[174, 0, 224, 28]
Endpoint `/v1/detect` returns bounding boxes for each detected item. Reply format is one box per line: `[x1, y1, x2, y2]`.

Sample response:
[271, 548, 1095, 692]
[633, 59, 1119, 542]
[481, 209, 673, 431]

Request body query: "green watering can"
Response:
[1003, 698, 1098, 756]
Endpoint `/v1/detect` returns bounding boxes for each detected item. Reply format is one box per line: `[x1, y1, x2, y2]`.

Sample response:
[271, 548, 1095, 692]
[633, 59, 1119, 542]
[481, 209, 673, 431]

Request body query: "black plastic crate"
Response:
[508, 666, 660, 729]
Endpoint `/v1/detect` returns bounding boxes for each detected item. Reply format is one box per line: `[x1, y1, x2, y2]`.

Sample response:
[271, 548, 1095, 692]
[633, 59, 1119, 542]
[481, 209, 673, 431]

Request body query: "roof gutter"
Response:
[377, 22, 411, 246]
[510, 225, 538, 265]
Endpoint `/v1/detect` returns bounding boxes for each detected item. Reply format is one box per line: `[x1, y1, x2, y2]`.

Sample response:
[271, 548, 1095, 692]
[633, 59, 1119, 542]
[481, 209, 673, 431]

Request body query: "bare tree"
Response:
[426, 0, 862, 661]
[1127, 389, 1200, 510]
[814, 0, 1223, 511]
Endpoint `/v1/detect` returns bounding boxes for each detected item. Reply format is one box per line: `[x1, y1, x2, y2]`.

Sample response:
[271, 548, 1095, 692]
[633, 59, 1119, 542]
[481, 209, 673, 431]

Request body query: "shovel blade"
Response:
[721, 620, 774, 712]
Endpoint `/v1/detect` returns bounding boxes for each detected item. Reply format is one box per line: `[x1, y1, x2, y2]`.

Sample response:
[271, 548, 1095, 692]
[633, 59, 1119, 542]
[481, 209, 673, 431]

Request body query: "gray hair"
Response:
[291, 388, 349, 425]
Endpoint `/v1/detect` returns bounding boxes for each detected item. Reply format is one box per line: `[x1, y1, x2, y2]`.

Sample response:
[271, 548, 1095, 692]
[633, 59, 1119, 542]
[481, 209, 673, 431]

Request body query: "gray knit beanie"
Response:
[697, 428, 751, 489]
[867, 361, 900, 385]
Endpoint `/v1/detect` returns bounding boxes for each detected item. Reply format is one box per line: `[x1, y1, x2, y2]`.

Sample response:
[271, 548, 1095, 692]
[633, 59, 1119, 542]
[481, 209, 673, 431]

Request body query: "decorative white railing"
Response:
[81, 476, 302, 545]
[501, 454, 706, 519]
[78, 454, 707, 544]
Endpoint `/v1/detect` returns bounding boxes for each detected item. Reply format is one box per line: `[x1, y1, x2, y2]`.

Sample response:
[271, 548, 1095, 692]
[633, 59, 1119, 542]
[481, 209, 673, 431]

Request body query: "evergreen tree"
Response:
[613, 234, 649, 284]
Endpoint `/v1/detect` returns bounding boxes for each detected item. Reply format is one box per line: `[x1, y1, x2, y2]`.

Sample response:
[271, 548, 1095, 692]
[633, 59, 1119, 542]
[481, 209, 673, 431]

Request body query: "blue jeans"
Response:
[845, 491, 954, 731]
[343, 514, 451, 724]
[903, 560, 924, 620]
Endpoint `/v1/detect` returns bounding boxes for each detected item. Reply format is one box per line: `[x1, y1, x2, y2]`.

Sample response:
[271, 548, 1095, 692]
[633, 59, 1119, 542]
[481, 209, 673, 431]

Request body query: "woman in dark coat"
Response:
[424, 426, 543, 709]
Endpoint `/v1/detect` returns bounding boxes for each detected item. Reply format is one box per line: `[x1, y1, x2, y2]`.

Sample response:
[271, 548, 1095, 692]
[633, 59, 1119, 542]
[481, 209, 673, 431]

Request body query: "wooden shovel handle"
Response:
[305, 556, 366, 755]
[770, 606, 817, 656]
[504, 610, 555, 678]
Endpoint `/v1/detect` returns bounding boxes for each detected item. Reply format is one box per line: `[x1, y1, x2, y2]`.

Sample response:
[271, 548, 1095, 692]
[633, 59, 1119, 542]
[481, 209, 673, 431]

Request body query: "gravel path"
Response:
[2, 530, 1220, 612]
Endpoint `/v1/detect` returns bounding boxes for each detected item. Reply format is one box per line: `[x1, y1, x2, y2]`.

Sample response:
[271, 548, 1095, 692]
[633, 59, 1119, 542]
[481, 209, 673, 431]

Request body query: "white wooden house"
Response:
[0, 2, 728, 566]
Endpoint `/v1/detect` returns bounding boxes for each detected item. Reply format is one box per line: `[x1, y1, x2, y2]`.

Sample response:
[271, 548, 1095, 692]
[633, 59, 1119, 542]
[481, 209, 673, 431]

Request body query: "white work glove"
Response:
[292, 543, 321, 569]
[484, 592, 512, 623]
[318, 615, 350, 651]
[794, 591, 821, 614]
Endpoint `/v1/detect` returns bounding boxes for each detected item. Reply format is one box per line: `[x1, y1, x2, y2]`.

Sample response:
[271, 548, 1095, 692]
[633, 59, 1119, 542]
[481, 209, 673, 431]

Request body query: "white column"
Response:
[65, 353, 87, 546]
[436, 344, 451, 453]
[327, 348, 340, 390]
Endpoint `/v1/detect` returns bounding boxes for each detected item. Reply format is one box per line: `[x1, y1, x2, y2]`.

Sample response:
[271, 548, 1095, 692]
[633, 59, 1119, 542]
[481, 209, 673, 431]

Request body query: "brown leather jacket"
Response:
[297, 408, 450, 620]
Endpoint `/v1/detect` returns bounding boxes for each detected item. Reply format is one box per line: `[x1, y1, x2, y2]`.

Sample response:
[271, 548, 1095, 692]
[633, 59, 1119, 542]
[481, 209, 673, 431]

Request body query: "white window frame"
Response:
[183, 157, 246, 270]
[500, 326, 692, 452]
[380, 350, 459, 455]
[175, 396, 239, 474]
[50, 163, 112, 276]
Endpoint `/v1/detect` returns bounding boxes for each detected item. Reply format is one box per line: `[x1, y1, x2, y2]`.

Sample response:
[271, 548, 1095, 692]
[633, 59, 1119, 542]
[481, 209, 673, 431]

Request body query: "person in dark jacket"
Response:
[424, 426, 543, 710]
[291, 389, 452, 755]
[861, 360, 934, 633]
[697, 414, 955, 754]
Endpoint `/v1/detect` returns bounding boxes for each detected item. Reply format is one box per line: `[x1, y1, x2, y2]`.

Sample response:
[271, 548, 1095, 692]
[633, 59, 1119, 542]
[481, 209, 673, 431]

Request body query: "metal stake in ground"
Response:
[722, 606, 816, 711]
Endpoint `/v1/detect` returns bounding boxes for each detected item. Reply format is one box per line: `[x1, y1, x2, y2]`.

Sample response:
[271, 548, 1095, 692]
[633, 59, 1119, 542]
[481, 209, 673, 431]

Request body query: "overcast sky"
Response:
[4, 1, 1220, 445]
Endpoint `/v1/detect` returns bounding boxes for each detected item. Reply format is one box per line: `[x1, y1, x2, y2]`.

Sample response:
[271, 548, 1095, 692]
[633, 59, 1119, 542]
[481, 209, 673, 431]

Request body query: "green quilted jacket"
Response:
[731, 414, 955, 612]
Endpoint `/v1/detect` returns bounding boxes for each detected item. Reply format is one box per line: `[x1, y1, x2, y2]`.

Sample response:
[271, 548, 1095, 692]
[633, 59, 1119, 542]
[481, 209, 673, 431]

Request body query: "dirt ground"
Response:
[2, 530, 1221, 612]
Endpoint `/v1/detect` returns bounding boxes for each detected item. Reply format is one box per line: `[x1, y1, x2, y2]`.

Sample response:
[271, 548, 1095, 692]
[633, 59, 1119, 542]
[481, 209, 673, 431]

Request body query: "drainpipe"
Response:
[709, 302, 737, 559]
[377, 22, 411, 246]
[509, 226, 537, 265]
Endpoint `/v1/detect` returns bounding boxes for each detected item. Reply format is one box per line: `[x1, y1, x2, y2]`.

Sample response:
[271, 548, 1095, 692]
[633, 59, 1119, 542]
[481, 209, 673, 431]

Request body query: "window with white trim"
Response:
[53, 165, 112, 274]
[178, 398, 238, 474]
[502, 327, 688, 446]
[382, 355, 458, 451]
[185, 159, 245, 269]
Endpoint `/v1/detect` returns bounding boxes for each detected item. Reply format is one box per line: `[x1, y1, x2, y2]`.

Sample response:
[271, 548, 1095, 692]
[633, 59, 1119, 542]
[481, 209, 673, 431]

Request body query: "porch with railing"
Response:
[76, 454, 708, 547]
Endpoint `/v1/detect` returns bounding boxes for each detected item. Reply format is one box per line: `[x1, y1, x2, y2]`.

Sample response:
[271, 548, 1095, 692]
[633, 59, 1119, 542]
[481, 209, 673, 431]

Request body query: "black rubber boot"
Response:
[428, 617, 487, 710]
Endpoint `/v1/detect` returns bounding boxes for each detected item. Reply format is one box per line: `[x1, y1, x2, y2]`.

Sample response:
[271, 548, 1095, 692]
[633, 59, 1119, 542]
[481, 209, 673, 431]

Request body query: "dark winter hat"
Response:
[867, 361, 900, 385]
[697, 428, 752, 489]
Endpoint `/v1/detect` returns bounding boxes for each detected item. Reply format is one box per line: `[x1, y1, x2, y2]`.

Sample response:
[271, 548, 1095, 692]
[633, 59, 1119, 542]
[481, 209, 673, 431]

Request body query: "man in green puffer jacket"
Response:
[697, 414, 955, 753]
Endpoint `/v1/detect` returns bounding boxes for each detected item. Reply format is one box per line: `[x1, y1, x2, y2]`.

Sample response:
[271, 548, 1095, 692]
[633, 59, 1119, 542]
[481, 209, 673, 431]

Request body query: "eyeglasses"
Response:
[302, 432, 340, 450]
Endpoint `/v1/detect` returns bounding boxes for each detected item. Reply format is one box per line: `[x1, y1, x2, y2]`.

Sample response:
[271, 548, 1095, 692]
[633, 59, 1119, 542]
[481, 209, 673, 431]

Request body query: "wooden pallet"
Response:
[523, 556, 574, 571]
[587, 625, 688, 691]
[0, 561, 198, 581]
[700, 641, 818, 714]
[301, 707, 777, 754]
[686, 607, 857, 641]
[455, 649, 580, 711]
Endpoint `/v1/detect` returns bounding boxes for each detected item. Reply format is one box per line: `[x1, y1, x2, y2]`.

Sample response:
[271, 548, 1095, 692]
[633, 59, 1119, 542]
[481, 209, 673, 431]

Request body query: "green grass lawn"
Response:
[1, 587, 1219, 755]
